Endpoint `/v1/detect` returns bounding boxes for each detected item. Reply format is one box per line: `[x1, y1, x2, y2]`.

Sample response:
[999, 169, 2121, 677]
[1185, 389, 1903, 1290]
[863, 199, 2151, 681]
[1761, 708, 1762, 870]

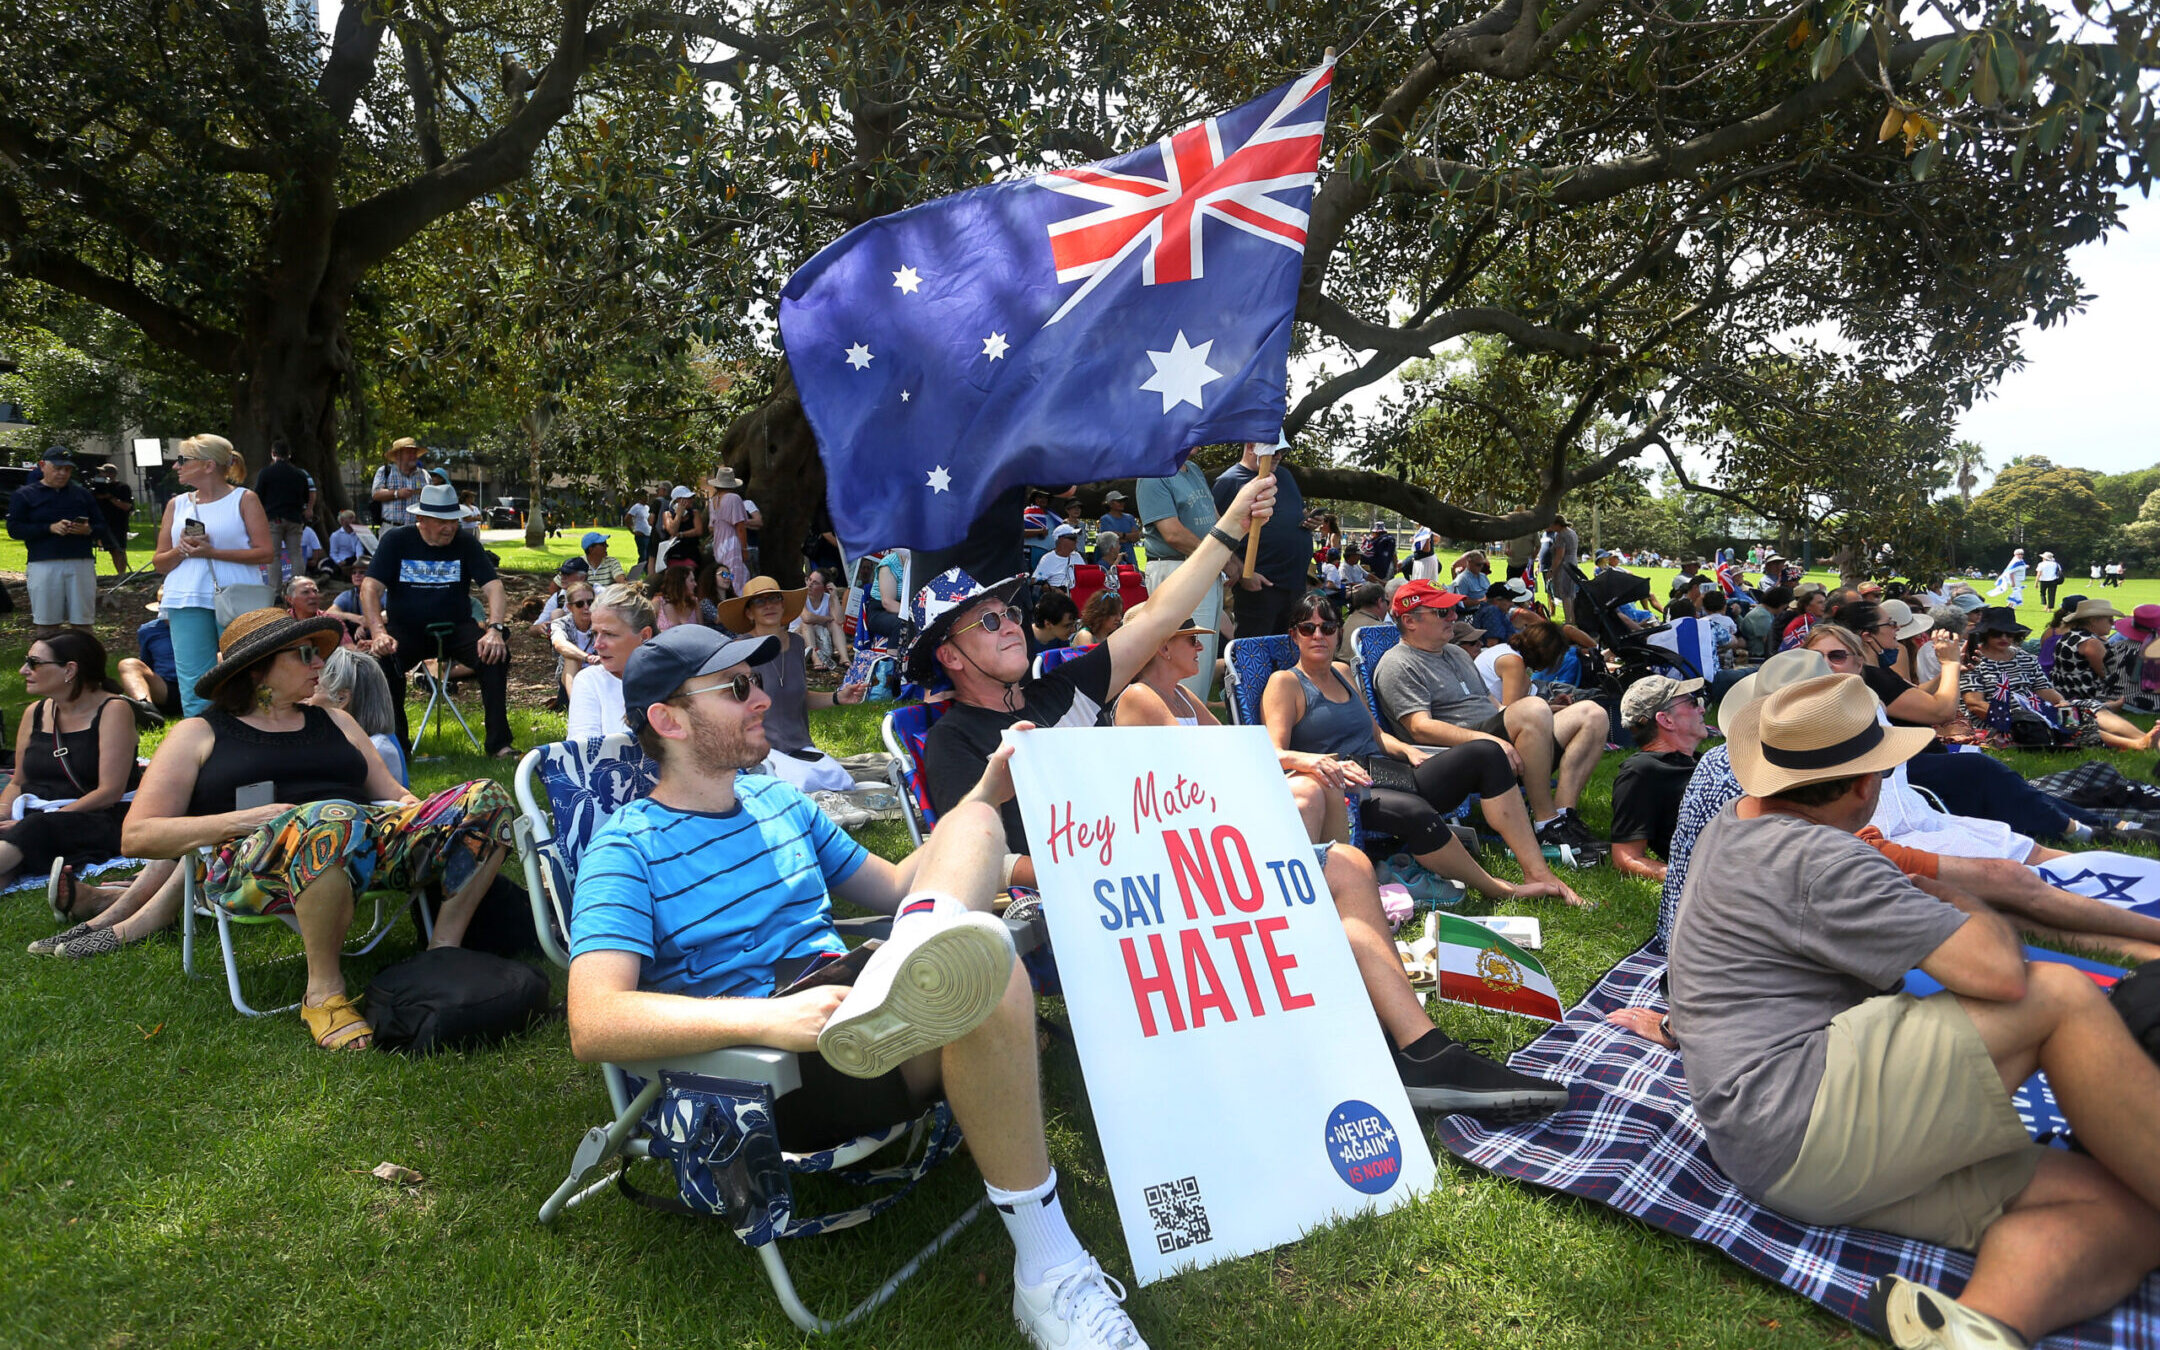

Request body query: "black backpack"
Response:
[2109, 963, 2160, 1065]
[364, 947, 552, 1056]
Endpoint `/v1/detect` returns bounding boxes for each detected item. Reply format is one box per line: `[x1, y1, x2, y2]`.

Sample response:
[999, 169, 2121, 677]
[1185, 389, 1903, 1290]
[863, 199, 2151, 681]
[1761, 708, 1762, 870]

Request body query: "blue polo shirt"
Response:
[569, 776, 869, 998]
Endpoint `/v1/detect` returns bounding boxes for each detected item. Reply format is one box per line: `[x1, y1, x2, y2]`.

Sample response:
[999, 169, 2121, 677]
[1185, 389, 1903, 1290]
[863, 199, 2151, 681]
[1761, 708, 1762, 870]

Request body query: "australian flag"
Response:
[780, 62, 1333, 558]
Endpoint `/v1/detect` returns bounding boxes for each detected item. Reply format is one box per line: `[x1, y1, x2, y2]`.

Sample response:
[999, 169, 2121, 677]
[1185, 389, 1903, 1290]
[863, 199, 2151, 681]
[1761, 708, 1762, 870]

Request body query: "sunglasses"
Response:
[570, 599, 593, 609]
[1820, 648, 1857, 663]
[21, 656, 64, 669]
[1292, 621, 1341, 638]
[681, 671, 764, 703]
[953, 605, 1024, 639]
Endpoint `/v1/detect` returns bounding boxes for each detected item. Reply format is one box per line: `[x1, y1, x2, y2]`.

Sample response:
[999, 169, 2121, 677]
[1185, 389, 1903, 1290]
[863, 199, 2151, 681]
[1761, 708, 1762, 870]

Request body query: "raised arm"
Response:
[1105, 470, 1273, 690]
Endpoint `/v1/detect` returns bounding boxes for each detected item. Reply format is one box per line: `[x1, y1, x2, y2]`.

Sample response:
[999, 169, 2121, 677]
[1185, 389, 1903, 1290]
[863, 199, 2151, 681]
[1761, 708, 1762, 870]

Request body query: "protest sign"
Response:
[1008, 725, 1436, 1284]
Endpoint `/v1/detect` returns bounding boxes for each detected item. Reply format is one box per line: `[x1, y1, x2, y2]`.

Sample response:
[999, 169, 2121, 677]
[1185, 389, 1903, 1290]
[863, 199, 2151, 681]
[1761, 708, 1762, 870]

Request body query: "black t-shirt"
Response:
[1212, 463, 1311, 591]
[367, 524, 498, 630]
[256, 459, 313, 522]
[1610, 750, 1697, 858]
[91, 478, 135, 525]
[923, 644, 1116, 853]
[1856, 661, 1945, 750]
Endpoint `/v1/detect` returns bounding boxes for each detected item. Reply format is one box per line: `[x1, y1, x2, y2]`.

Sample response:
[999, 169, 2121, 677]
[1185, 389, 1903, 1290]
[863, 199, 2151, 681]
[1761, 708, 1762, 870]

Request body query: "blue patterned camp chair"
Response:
[1221, 634, 1398, 852]
[1347, 623, 1485, 841]
[879, 702, 948, 848]
[512, 736, 981, 1334]
[1030, 642, 1098, 680]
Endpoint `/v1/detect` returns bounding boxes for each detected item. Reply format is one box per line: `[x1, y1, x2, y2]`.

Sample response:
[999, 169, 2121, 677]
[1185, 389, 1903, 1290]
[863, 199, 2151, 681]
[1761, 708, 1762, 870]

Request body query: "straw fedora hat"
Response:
[716, 575, 806, 633]
[2067, 597, 2125, 627]
[1714, 647, 1832, 728]
[1725, 673, 1934, 797]
[194, 609, 343, 699]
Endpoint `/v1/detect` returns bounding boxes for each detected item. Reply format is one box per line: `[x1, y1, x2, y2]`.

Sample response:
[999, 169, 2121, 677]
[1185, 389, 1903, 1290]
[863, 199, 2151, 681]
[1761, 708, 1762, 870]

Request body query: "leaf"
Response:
[1879, 105, 1906, 142]
[1911, 140, 1941, 181]
[1973, 46, 2000, 106]
[1911, 39, 1952, 82]
[1811, 33, 1842, 81]
[1787, 16, 1817, 50]
[371, 1162, 425, 1186]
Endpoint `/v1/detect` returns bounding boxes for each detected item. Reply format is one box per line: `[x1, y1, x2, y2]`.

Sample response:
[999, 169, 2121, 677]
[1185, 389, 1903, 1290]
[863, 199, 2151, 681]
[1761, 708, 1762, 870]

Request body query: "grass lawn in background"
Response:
[3, 560, 2155, 1348]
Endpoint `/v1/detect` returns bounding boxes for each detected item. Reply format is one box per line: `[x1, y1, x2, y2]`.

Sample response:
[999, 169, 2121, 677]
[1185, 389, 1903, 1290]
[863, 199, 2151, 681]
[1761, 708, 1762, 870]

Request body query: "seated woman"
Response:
[312, 646, 408, 787]
[548, 578, 601, 706]
[1475, 618, 1572, 707]
[653, 562, 715, 631]
[719, 576, 865, 791]
[861, 548, 908, 646]
[1111, 609, 1219, 728]
[567, 583, 655, 741]
[1258, 593, 1582, 906]
[1960, 605, 2157, 751]
[121, 609, 515, 1051]
[1778, 587, 1828, 650]
[2052, 597, 2141, 707]
[1075, 591, 1124, 646]
[284, 574, 356, 645]
[3, 633, 143, 902]
[795, 568, 850, 671]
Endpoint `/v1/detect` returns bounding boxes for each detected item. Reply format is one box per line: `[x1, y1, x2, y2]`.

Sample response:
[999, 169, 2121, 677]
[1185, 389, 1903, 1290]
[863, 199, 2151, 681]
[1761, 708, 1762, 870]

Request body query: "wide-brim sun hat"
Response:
[1726, 673, 1935, 797]
[2068, 598, 2125, 626]
[1881, 598, 1932, 641]
[2116, 603, 2160, 641]
[716, 575, 807, 633]
[1971, 606, 2031, 641]
[1715, 647, 1833, 729]
[194, 610, 342, 699]
[904, 568, 1028, 684]
[411, 482, 464, 519]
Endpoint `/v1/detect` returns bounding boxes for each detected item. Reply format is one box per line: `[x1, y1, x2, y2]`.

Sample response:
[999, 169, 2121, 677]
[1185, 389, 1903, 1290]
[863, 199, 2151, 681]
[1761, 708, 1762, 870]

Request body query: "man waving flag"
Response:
[780, 61, 1333, 558]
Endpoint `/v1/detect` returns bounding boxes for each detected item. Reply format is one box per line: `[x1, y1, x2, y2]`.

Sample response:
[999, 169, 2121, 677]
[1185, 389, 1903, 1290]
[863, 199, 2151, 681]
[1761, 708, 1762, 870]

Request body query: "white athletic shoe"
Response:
[1870, 1275, 2029, 1350]
[1014, 1254, 1148, 1350]
[815, 908, 1015, 1079]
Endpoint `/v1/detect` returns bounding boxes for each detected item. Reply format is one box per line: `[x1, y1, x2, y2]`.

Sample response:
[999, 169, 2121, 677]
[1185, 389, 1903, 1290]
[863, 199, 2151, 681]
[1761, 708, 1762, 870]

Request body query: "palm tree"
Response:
[1948, 440, 1987, 508]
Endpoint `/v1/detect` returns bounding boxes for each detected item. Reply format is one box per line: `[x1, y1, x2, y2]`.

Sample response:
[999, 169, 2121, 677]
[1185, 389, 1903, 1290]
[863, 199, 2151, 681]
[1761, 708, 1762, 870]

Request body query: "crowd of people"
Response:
[16, 431, 2160, 1350]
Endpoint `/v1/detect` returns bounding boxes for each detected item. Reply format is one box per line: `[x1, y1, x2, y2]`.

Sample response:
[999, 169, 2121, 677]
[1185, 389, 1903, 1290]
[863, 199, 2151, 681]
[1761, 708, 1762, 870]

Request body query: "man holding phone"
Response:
[6, 446, 101, 636]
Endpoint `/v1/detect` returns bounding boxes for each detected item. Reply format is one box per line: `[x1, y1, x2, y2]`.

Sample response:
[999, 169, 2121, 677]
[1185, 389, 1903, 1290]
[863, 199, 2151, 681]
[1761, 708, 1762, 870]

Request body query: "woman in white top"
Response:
[1113, 607, 1218, 728]
[547, 579, 601, 704]
[152, 434, 272, 717]
[566, 584, 654, 741]
[793, 569, 850, 671]
[1474, 619, 1569, 706]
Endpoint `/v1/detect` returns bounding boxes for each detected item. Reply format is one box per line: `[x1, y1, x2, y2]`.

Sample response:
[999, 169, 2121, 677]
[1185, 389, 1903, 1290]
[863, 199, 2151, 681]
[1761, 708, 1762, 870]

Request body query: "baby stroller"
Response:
[1564, 564, 1688, 699]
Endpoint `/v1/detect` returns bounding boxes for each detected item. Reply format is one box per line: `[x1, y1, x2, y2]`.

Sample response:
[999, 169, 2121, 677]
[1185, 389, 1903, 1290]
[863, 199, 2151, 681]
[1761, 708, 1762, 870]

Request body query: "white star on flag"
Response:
[925, 465, 952, 494]
[982, 332, 1009, 361]
[892, 265, 922, 294]
[1139, 331, 1222, 413]
[900, 390, 911, 402]
[845, 343, 874, 370]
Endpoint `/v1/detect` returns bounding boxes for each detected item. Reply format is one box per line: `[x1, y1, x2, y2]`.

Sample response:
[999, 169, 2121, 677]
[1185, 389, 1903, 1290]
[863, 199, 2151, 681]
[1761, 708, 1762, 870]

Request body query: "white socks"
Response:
[989, 1168, 1085, 1286]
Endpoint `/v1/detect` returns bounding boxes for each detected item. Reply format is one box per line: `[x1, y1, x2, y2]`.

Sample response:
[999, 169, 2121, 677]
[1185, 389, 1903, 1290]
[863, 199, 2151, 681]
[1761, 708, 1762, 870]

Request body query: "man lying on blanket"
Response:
[1663, 670, 2160, 1350]
[567, 626, 1145, 1350]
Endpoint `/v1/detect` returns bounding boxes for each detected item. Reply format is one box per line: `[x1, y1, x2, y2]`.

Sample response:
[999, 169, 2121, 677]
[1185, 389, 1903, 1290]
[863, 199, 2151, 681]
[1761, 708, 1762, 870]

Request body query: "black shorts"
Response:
[771, 1052, 923, 1153]
[1473, 709, 1510, 739]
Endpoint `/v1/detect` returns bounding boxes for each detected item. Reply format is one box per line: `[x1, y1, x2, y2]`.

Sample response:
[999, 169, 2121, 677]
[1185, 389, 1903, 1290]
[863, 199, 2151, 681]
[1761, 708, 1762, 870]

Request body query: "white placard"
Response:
[131, 438, 165, 467]
[1008, 726, 1436, 1284]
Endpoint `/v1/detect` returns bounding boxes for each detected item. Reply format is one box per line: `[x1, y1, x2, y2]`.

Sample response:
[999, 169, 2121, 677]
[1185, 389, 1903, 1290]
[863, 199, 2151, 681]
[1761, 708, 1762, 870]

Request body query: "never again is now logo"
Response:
[1324, 1100, 1403, 1195]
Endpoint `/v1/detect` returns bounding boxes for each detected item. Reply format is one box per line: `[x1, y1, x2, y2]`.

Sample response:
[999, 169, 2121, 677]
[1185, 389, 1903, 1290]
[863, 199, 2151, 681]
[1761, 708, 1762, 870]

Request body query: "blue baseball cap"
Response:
[581, 531, 609, 551]
[621, 626, 779, 732]
[40, 445, 75, 466]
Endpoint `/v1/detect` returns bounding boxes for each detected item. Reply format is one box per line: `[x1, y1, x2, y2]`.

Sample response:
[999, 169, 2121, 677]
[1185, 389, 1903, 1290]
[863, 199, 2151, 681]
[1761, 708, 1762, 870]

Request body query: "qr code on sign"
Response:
[1144, 1176, 1211, 1254]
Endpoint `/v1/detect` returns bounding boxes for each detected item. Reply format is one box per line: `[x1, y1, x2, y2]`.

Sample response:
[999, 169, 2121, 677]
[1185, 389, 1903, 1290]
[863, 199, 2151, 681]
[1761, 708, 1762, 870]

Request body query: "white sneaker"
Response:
[815, 908, 1015, 1079]
[1869, 1275, 2029, 1349]
[1013, 1254, 1148, 1350]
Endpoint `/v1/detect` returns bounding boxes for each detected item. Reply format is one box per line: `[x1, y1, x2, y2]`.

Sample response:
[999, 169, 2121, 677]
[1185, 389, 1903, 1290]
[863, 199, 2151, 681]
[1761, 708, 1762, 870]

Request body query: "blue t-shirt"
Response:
[569, 777, 870, 998]
[137, 618, 178, 685]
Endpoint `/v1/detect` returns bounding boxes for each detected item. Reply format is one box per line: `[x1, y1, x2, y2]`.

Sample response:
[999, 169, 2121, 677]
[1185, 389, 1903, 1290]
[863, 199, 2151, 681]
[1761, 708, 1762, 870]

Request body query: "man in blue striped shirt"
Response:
[568, 625, 1148, 1349]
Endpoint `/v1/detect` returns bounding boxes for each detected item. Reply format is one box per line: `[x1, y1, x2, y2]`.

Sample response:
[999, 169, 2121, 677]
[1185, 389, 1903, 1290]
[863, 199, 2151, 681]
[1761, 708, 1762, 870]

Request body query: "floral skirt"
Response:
[200, 780, 514, 917]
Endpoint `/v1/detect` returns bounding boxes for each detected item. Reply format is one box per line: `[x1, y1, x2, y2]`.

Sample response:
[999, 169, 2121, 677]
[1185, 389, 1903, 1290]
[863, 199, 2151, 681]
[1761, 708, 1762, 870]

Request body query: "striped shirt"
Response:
[569, 776, 868, 998]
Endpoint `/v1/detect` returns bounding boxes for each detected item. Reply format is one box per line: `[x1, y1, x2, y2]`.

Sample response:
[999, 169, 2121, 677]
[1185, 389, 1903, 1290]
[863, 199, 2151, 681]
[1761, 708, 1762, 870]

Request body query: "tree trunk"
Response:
[719, 366, 821, 587]
[232, 307, 354, 515]
[522, 402, 552, 549]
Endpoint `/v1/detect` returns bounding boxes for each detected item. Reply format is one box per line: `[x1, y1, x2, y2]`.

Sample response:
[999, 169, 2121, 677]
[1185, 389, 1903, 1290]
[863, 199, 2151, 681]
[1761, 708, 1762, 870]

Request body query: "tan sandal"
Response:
[301, 994, 373, 1051]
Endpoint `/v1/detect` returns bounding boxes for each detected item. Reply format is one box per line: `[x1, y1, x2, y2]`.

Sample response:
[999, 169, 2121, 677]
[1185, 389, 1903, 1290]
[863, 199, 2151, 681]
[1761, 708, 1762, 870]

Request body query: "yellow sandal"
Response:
[301, 994, 373, 1051]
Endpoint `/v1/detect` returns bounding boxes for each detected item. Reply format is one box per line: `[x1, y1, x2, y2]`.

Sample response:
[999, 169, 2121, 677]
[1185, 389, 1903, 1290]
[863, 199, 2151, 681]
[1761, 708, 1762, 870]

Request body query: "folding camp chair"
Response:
[180, 843, 428, 1016]
[512, 736, 994, 1334]
[879, 703, 948, 848]
[1029, 642, 1097, 681]
[411, 620, 482, 757]
[1220, 633, 1408, 854]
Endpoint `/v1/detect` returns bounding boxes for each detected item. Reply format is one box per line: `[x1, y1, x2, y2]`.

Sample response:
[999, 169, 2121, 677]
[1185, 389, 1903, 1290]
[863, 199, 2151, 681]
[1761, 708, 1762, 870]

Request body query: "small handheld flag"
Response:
[1429, 914, 1565, 1022]
[779, 62, 1334, 558]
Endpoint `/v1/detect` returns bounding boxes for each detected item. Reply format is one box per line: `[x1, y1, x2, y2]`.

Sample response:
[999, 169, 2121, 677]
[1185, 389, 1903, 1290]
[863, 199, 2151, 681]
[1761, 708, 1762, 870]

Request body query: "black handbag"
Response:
[2110, 964, 2160, 1067]
[363, 947, 552, 1056]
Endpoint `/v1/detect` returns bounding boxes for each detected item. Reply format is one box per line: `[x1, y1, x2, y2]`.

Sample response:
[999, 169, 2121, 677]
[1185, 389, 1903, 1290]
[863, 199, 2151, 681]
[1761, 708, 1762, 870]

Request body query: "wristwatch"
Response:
[487, 622, 509, 633]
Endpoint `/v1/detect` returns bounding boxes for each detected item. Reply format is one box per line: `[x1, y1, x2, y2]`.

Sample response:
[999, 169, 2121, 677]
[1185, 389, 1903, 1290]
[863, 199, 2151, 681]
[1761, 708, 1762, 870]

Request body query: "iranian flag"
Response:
[1431, 915, 1564, 1021]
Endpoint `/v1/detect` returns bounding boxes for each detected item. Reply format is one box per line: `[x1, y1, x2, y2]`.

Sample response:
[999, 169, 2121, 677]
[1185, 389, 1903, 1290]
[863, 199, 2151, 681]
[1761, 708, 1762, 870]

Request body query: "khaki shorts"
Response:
[27, 558, 96, 626]
[1763, 992, 2043, 1251]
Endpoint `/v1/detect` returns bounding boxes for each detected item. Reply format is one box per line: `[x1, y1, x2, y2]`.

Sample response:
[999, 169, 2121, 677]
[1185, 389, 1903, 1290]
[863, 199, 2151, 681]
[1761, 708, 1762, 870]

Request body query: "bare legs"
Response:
[1499, 697, 1603, 819]
[1473, 786, 1584, 905]
[1502, 699, 1559, 820]
[424, 845, 510, 950]
[1288, 774, 1349, 845]
[1323, 845, 1433, 1052]
[2091, 706, 2158, 751]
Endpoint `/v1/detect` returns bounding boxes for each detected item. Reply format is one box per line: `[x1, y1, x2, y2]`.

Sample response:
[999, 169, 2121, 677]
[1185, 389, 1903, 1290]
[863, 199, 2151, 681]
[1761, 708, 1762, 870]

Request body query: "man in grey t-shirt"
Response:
[1372, 579, 1608, 857]
[1670, 672, 2160, 1350]
[1136, 460, 1235, 699]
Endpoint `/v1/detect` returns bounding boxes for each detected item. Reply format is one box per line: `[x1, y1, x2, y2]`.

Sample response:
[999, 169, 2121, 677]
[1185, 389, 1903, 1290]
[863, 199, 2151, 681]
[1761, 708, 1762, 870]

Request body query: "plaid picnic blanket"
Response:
[1436, 945, 2160, 1348]
[2030, 760, 2160, 829]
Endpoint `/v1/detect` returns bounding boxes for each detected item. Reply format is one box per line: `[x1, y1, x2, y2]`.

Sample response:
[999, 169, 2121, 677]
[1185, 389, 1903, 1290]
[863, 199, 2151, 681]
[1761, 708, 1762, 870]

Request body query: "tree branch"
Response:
[0, 193, 239, 372]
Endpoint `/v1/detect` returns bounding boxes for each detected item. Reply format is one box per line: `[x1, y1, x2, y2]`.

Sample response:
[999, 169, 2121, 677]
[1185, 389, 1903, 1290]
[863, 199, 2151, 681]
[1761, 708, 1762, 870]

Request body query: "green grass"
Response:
[1, 602, 2149, 1349]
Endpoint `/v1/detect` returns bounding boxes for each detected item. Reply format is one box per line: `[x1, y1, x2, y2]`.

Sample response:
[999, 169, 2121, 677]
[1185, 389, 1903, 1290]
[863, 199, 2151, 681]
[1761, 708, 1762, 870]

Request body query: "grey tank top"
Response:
[1287, 666, 1383, 760]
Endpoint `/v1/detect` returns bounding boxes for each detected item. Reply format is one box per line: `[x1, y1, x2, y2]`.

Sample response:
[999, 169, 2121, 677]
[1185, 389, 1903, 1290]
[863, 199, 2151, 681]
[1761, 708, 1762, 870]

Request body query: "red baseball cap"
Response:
[1390, 579, 1464, 617]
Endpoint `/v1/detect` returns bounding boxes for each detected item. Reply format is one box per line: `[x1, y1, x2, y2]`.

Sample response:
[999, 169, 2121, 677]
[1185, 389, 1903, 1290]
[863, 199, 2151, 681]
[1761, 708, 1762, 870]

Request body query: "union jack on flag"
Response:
[780, 61, 1334, 558]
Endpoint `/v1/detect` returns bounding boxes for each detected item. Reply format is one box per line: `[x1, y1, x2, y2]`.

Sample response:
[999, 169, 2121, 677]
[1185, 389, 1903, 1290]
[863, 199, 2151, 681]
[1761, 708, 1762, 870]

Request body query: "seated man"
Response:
[1026, 589, 1080, 660]
[1608, 676, 1707, 883]
[1374, 580, 1607, 859]
[117, 607, 182, 723]
[569, 626, 1148, 1348]
[918, 477, 1564, 1122]
[1670, 672, 2160, 1350]
[362, 482, 515, 759]
[1032, 524, 1081, 593]
[579, 531, 626, 588]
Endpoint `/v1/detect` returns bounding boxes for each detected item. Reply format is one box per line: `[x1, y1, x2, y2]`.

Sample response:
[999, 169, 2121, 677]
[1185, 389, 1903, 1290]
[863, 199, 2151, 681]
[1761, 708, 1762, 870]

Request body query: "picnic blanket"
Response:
[1436, 944, 2160, 1348]
[0, 855, 144, 897]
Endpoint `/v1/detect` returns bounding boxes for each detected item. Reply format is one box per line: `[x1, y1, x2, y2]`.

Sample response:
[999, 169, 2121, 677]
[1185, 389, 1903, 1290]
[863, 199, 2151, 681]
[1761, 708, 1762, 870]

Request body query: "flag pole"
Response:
[1245, 441, 1273, 577]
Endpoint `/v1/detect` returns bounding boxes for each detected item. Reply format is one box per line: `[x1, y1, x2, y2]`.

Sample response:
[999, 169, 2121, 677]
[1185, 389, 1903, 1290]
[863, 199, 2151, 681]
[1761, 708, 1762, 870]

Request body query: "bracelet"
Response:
[1207, 525, 1244, 552]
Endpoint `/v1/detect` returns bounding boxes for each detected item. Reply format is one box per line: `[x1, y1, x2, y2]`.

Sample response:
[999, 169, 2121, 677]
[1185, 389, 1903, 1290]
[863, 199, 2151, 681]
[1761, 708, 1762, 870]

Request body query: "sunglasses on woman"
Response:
[953, 605, 1025, 639]
[1292, 620, 1341, 638]
[682, 671, 764, 702]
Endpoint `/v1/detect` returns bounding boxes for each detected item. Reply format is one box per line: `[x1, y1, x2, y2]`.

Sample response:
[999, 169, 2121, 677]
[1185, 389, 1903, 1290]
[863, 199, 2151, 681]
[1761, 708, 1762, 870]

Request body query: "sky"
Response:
[1951, 192, 2158, 484]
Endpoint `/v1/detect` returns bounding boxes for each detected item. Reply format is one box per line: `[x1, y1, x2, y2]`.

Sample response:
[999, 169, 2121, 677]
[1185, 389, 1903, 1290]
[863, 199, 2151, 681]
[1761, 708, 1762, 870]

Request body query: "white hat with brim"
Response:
[1881, 598, 1932, 641]
[1715, 647, 1834, 729]
[411, 482, 464, 519]
[1726, 673, 1935, 797]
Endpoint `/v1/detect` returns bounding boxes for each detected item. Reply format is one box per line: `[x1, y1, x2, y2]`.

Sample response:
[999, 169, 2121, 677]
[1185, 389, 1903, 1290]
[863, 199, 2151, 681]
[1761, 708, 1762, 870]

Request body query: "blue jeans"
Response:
[168, 606, 220, 719]
[1904, 750, 2105, 841]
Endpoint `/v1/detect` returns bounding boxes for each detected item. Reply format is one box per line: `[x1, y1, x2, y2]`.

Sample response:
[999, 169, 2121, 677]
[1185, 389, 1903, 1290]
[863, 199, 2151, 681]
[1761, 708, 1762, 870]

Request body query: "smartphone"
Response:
[235, 781, 277, 811]
[774, 941, 879, 996]
[182, 519, 208, 541]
